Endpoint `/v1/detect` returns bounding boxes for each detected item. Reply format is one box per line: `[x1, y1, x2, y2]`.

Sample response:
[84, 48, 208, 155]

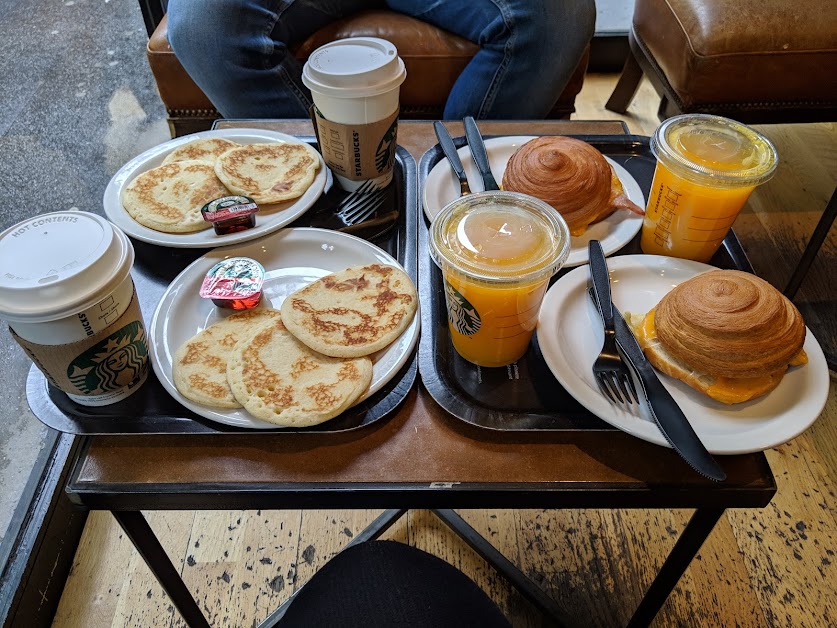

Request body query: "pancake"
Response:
[171, 308, 282, 408]
[280, 263, 418, 358]
[162, 138, 240, 165]
[214, 141, 320, 204]
[227, 318, 372, 427]
[122, 160, 229, 233]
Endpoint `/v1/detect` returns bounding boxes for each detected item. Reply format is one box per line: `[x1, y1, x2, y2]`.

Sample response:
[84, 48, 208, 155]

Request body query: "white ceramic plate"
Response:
[104, 129, 328, 249]
[149, 228, 420, 429]
[536, 255, 830, 454]
[422, 135, 645, 267]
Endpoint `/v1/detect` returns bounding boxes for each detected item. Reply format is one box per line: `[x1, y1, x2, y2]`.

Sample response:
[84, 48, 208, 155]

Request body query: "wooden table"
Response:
[65, 120, 776, 628]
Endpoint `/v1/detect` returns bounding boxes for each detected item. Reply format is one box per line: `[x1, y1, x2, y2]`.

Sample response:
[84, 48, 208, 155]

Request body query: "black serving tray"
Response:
[26, 141, 419, 434]
[417, 134, 754, 431]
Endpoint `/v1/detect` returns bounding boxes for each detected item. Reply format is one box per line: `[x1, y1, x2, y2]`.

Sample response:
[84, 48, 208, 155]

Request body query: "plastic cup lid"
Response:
[651, 114, 778, 188]
[0, 211, 134, 322]
[429, 191, 570, 284]
[302, 37, 406, 98]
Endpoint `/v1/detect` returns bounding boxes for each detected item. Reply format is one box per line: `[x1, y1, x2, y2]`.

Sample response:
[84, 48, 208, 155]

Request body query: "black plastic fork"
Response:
[591, 312, 637, 404]
[588, 241, 639, 405]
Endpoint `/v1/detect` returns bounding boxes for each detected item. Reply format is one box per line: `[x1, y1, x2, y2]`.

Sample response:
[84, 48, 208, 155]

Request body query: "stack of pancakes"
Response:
[122, 137, 321, 234]
[172, 263, 417, 427]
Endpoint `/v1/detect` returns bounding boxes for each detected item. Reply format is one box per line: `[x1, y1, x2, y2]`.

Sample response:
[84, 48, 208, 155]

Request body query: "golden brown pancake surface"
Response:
[226, 318, 372, 426]
[280, 263, 418, 358]
[171, 308, 282, 408]
[122, 160, 229, 233]
[162, 138, 240, 165]
[214, 142, 320, 204]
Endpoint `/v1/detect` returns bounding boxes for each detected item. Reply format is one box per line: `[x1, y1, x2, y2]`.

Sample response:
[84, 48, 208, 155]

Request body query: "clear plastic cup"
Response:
[641, 114, 778, 262]
[0, 211, 148, 405]
[429, 192, 570, 367]
[302, 37, 406, 191]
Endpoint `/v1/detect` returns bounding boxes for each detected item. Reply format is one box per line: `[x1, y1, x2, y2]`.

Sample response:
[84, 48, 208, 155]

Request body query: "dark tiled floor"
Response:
[0, 0, 168, 541]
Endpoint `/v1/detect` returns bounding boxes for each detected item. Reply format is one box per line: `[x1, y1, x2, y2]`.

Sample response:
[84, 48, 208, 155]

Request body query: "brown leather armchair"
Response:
[147, 10, 590, 137]
[605, 0, 837, 123]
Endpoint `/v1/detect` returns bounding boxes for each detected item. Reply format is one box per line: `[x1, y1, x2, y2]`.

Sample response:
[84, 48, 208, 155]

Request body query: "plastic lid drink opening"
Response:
[429, 192, 570, 283]
[302, 37, 406, 98]
[651, 114, 778, 187]
[0, 211, 134, 322]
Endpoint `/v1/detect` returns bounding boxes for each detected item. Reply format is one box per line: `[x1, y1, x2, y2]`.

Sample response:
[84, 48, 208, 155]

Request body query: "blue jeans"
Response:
[167, 0, 595, 119]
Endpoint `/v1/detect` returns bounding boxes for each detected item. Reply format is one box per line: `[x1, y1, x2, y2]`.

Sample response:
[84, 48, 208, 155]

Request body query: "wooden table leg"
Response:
[113, 511, 210, 628]
[627, 508, 725, 628]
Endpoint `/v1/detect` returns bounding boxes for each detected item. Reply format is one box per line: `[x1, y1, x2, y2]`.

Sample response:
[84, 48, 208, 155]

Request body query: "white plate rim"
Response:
[536, 255, 830, 454]
[104, 129, 328, 249]
[421, 135, 645, 267]
[149, 227, 420, 429]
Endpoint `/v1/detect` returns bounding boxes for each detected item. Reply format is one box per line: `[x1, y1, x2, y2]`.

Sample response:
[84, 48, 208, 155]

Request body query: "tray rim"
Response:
[25, 141, 420, 435]
[417, 133, 754, 432]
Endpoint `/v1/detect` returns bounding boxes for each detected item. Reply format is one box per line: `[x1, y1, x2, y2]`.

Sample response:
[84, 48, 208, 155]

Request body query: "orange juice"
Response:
[641, 162, 755, 261]
[444, 266, 550, 367]
[429, 192, 570, 367]
[641, 115, 778, 263]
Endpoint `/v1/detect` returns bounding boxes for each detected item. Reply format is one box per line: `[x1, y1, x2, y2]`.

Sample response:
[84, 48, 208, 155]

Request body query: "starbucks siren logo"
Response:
[67, 321, 148, 394]
[444, 282, 481, 335]
[375, 118, 398, 174]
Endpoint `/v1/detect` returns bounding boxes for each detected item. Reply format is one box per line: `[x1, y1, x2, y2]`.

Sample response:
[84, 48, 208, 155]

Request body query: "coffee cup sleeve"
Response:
[311, 106, 399, 182]
[10, 293, 148, 397]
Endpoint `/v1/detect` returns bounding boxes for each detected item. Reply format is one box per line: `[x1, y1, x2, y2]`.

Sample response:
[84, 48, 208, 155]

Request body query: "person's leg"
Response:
[166, 0, 369, 118]
[387, 0, 596, 119]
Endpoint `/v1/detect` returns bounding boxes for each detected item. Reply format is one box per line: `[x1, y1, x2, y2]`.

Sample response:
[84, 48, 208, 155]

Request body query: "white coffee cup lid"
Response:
[0, 211, 134, 323]
[302, 37, 406, 98]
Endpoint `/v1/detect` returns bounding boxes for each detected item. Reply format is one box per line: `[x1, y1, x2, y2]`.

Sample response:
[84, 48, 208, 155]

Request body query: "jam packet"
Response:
[201, 195, 259, 235]
[199, 257, 265, 310]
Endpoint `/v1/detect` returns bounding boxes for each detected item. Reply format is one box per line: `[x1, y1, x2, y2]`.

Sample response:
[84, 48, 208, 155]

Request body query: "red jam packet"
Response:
[201, 195, 259, 235]
[199, 257, 265, 310]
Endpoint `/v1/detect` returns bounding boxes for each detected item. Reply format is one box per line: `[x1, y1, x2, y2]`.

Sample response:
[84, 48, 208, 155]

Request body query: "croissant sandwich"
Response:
[502, 136, 643, 236]
[628, 270, 807, 404]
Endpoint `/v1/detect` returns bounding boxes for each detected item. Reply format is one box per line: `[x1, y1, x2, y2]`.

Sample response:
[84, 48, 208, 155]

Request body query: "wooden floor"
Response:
[53, 74, 836, 627]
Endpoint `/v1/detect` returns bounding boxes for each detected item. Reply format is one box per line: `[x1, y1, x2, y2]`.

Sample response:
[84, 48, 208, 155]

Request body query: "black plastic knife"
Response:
[433, 121, 471, 197]
[587, 264, 727, 482]
[463, 116, 500, 191]
[611, 308, 726, 481]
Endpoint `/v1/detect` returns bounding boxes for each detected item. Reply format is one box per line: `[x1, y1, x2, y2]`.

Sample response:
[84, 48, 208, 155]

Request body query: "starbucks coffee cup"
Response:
[302, 37, 406, 191]
[0, 211, 149, 406]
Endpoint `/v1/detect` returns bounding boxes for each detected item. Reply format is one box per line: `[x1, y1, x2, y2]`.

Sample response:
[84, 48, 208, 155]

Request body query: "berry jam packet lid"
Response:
[201, 195, 260, 223]
[199, 257, 265, 308]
